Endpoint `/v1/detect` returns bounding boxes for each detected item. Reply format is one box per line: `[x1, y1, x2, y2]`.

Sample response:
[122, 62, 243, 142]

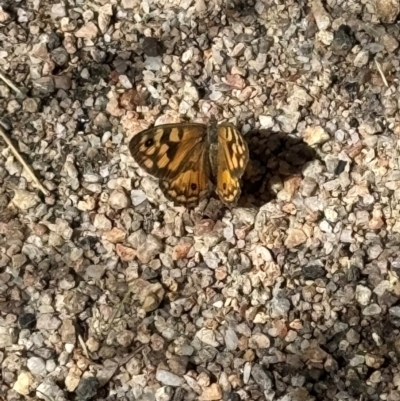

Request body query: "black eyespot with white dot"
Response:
[191, 183, 197, 191]
[145, 139, 154, 147]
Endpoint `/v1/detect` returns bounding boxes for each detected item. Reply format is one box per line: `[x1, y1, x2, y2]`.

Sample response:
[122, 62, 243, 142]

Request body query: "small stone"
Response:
[0, 327, 16, 347]
[226, 74, 245, 89]
[300, 177, 318, 196]
[12, 253, 27, 269]
[200, 384, 223, 401]
[353, 49, 369, 68]
[251, 365, 273, 391]
[117, 330, 134, 347]
[13, 371, 34, 395]
[145, 56, 162, 71]
[63, 34, 77, 54]
[369, 209, 384, 229]
[54, 75, 72, 90]
[276, 109, 300, 133]
[349, 355, 365, 366]
[311, 0, 331, 30]
[302, 126, 330, 146]
[259, 115, 274, 129]
[65, 367, 81, 392]
[363, 304, 382, 316]
[389, 306, 400, 318]
[231, 43, 246, 57]
[11, 188, 40, 210]
[249, 333, 270, 349]
[98, 7, 111, 33]
[355, 285, 372, 306]
[93, 214, 112, 231]
[0, 84, 10, 98]
[27, 357, 47, 377]
[156, 370, 184, 387]
[376, 0, 400, 23]
[269, 297, 291, 318]
[75, 377, 99, 401]
[36, 314, 62, 330]
[225, 327, 238, 351]
[331, 25, 355, 56]
[51, 47, 69, 66]
[155, 386, 174, 401]
[196, 328, 220, 347]
[32, 77, 55, 94]
[121, 0, 136, 8]
[367, 244, 383, 259]
[139, 282, 165, 312]
[381, 34, 399, 53]
[119, 75, 132, 89]
[48, 232, 64, 247]
[5, 156, 22, 175]
[75, 22, 99, 39]
[51, 3, 67, 19]
[116, 244, 136, 261]
[7, 99, 21, 114]
[0, 6, 11, 22]
[18, 313, 36, 330]
[136, 235, 163, 263]
[365, 354, 385, 369]
[249, 53, 267, 72]
[103, 227, 126, 243]
[131, 189, 147, 206]
[61, 319, 76, 344]
[36, 380, 65, 401]
[316, 30, 333, 46]
[172, 242, 193, 260]
[47, 32, 62, 50]
[109, 189, 129, 210]
[23, 98, 40, 113]
[142, 37, 163, 57]
[285, 228, 307, 248]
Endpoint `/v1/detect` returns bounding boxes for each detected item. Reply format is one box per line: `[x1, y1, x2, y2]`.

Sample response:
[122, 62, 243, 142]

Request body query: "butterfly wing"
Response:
[129, 123, 212, 207]
[216, 123, 249, 204]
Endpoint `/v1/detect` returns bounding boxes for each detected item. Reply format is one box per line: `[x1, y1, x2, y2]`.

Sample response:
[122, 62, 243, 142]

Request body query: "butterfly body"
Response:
[129, 122, 249, 208]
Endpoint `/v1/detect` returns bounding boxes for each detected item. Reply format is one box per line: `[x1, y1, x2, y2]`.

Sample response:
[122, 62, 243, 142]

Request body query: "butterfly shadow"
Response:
[237, 129, 320, 208]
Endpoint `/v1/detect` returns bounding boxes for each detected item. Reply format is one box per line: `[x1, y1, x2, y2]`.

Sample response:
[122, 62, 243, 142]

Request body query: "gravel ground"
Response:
[1, 0, 400, 400]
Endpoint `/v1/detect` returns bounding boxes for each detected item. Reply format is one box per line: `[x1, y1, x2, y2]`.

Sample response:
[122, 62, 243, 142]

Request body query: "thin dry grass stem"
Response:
[107, 286, 133, 331]
[374, 58, 388, 87]
[0, 126, 50, 196]
[78, 334, 90, 359]
[0, 69, 26, 98]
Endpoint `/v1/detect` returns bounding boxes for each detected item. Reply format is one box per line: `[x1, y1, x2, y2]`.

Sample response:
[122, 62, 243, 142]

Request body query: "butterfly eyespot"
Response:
[191, 183, 197, 190]
[145, 139, 154, 147]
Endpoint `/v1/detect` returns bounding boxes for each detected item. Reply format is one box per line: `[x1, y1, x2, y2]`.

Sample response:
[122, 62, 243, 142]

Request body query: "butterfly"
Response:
[129, 121, 249, 208]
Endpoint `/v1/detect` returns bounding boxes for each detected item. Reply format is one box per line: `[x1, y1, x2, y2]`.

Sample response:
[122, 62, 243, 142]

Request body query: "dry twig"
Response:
[0, 69, 26, 98]
[0, 126, 50, 196]
[374, 58, 389, 87]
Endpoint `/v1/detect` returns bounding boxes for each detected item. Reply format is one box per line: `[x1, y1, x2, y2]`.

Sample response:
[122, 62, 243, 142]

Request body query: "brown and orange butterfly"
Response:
[129, 121, 249, 208]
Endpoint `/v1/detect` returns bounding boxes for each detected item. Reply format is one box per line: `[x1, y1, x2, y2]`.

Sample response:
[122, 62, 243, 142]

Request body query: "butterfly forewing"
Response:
[216, 123, 249, 204]
[129, 123, 213, 207]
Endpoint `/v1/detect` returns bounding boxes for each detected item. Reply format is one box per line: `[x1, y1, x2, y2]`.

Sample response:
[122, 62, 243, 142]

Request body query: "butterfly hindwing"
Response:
[129, 123, 213, 207]
[160, 142, 212, 207]
[216, 123, 249, 204]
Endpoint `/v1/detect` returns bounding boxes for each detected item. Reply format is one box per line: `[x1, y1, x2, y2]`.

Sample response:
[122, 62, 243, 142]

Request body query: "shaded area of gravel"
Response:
[2, 0, 400, 400]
